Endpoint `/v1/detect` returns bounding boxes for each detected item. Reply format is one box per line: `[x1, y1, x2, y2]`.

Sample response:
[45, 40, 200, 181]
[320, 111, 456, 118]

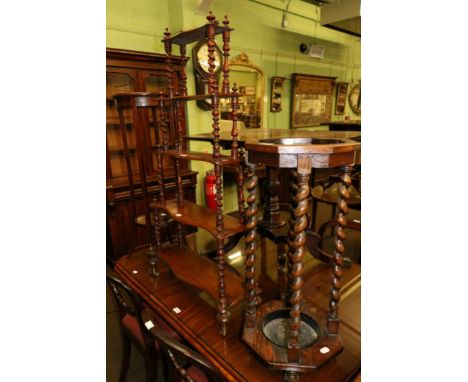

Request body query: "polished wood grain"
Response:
[165, 149, 240, 165]
[150, 199, 245, 239]
[186, 129, 361, 147]
[159, 245, 244, 307]
[115, 247, 360, 382]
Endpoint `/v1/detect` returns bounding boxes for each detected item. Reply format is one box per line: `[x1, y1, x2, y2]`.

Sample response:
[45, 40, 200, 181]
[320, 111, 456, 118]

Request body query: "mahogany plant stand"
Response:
[114, 12, 247, 336]
[241, 136, 360, 381]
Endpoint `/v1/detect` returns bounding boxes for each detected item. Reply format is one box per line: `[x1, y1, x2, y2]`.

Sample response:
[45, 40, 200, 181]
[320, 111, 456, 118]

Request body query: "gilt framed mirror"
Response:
[348, 82, 361, 115]
[220, 53, 264, 128]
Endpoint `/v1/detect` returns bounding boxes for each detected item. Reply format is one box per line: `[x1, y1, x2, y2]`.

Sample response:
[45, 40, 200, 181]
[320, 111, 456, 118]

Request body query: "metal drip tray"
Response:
[261, 309, 320, 349]
[259, 137, 344, 145]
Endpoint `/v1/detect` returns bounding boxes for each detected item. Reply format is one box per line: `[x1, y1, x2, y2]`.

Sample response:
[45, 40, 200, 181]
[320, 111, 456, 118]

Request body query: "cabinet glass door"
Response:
[106, 70, 137, 183]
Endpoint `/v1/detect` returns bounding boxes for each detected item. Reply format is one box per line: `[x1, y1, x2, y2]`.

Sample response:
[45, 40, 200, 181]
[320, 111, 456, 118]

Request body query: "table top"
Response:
[115, 246, 361, 382]
[186, 129, 361, 145]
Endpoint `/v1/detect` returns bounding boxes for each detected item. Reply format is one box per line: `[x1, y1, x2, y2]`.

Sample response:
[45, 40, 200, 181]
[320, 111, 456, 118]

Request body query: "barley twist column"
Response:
[327, 165, 352, 335]
[285, 169, 298, 305]
[287, 157, 311, 348]
[222, 16, 231, 95]
[244, 164, 258, 326]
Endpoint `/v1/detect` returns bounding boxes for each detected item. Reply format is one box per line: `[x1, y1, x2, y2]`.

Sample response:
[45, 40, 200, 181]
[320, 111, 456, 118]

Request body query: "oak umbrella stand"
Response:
[241, 136, 361, 381]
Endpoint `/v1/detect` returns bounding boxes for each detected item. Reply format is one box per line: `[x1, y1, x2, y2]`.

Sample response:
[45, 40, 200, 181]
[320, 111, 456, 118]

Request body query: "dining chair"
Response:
[141, 308, 225, 382]
[107, 271, 182, 382]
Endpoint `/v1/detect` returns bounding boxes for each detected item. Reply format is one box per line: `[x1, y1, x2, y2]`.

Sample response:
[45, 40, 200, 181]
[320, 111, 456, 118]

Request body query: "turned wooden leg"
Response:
[213, 163, 230, 336]
[244, 163, 258, 326]
[285, 169, 298, 308]
[327, 166, 352, 335]
[287, 156, 311, 348]
[144, 352, 158, 382]
[260, 166, 286, 228]
[118, 334, 131, 382]
[150, 199, 161, 277]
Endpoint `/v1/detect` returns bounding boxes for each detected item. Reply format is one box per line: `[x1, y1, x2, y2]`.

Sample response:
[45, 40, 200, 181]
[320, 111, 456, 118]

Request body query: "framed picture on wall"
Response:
[335, 82, 348, 115]
[270, 76, 285, 112]
[290, 74, 336, 128]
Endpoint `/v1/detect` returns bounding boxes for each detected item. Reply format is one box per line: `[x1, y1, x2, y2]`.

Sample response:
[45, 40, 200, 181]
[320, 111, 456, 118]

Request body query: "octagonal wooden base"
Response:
[242, 300, 343, 374]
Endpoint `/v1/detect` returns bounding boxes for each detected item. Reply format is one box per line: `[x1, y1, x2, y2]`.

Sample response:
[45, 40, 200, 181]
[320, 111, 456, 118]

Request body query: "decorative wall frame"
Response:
[335, 82, 349, 115]
[270, 76, 285, 112]
[290, 74, 336, 128]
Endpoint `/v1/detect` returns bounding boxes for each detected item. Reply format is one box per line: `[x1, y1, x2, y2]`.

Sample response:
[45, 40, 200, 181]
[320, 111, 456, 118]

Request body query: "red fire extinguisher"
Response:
[205, 170, 217, 211]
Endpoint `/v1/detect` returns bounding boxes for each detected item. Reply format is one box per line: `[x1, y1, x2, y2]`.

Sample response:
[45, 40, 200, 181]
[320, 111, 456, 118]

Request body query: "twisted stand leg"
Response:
[244, 164, 258, 327]
[287, 159, 311, 349]
[327, 166, 352, 335]
[150, 197, 161, 277]
[285, 169, 298, 307]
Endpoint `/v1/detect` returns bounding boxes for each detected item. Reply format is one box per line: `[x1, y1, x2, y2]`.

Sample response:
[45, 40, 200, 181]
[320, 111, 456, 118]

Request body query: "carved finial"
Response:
[164, 28, 170, 39]
[207, 11, 215, 23]
[223, 15, 229, 26]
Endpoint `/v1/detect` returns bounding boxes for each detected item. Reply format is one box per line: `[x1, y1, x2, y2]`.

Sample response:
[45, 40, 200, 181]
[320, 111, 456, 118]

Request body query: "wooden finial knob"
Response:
[164, 28, 170, 38]
[223, 15, 229, 26]
[207, 11, 215, 23]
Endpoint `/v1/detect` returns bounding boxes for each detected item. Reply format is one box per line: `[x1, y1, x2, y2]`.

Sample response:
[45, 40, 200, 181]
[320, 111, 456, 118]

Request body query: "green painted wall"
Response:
[107, 0, 361, 211]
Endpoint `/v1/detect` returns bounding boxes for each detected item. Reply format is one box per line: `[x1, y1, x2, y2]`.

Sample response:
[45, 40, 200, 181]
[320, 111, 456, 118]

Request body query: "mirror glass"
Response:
[348, 83, 361, 115]
[220, 53, 264, 128]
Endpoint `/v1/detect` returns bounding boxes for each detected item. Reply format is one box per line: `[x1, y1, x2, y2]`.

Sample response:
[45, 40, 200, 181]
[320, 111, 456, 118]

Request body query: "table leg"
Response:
[259, 166, 286, 228]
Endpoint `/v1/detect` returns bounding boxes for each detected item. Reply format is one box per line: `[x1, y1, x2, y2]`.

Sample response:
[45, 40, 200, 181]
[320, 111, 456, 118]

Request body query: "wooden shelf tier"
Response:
[159, 245, 244, 306]
[165, 150, 240, 165]
[150, 199, 245, 239]
[162, 23, 233, 45]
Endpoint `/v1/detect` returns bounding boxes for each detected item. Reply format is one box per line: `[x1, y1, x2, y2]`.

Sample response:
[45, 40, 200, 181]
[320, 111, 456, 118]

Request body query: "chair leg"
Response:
[118, 335, 132, 382]
[144, 352, 158, 382]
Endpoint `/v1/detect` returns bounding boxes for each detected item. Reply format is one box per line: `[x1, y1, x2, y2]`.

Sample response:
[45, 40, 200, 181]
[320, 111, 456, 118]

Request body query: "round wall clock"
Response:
[192, 40, 223, 110]
[194, 42, 222, 74]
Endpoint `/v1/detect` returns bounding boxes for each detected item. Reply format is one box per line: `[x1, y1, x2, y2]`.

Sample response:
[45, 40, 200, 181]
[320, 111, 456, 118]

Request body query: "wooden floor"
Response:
[107, 202, 361, 382]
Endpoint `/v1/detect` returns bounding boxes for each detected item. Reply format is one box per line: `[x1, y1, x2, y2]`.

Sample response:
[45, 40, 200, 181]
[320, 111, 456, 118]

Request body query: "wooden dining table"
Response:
[115, 243, 361, 382]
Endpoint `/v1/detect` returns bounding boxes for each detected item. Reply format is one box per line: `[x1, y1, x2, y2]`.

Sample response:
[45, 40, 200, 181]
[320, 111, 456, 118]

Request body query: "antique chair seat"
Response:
[142, 308, 225, 382]
[107, 271, 182, 382]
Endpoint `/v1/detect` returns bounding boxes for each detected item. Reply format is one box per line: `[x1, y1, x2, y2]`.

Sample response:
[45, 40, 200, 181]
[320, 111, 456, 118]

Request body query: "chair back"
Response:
[106, 271, 155, 349]
[142, 309, 225, 382]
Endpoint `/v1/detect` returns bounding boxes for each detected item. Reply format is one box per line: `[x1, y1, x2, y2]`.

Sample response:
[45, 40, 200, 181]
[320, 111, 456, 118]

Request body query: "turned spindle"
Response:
[222, 15, 231, 95]
[287, 160, 310, 348]
[327, 165, 352, 335]
[244, 164, 258, 325]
